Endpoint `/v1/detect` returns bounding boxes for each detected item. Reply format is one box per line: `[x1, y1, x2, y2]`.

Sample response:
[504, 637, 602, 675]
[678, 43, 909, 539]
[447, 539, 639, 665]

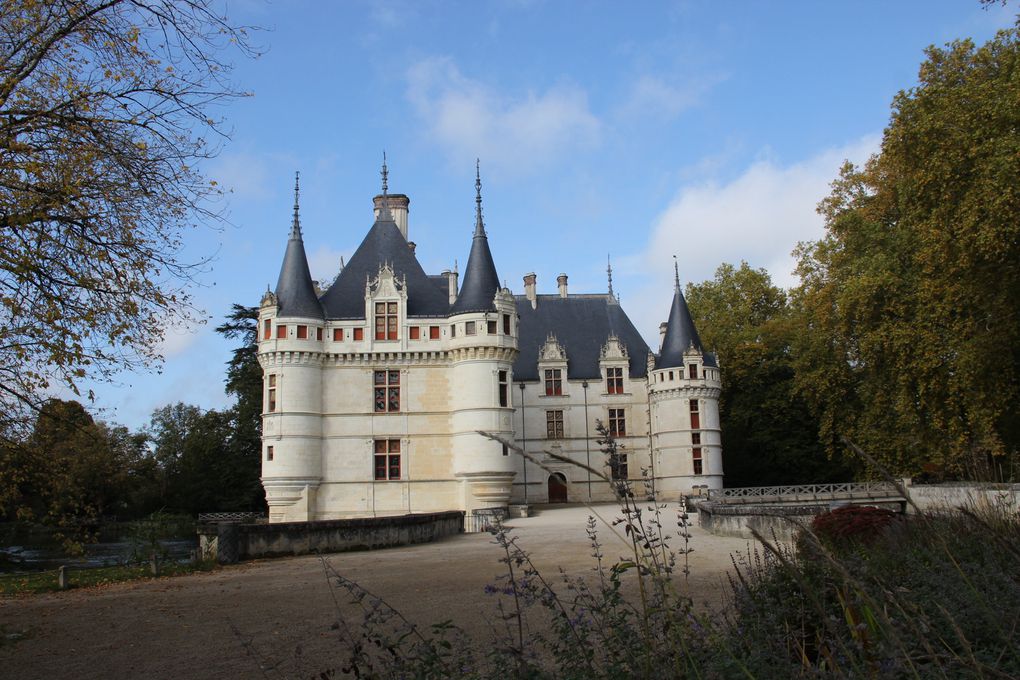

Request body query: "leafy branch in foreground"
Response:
[0, 0, 258, 435]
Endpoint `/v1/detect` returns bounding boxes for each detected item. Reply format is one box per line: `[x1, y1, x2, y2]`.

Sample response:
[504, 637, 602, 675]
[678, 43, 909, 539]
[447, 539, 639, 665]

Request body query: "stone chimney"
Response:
[659, 322, 668, 351]
[373, 193, 410, 240]
[523, 273, 537, 309]
[557, 273, 568, 298]
[442, 269, 458, 304]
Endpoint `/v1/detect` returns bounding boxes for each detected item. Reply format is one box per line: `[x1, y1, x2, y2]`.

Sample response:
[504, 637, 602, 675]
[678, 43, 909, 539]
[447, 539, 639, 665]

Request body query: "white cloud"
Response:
[623, 135, 880, 344]
[307, 244, 352, 287]
[406, 57, 601, 174]
[208, 152, 272, 201]
[616, 74, 718, 121]
[157, 321, 203, 358]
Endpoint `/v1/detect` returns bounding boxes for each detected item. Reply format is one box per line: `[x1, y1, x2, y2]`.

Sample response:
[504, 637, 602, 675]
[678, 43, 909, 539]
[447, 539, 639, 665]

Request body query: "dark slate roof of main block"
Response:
[319, 217, 451, 319]
[514, 295, 651, 381]
[275, 231, 324, 319]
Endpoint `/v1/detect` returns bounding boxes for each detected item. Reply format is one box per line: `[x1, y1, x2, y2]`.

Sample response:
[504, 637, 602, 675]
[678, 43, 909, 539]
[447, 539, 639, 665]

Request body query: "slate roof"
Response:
[657, 285, 718, 368]
[319, 216, 451, 319]
[450, 172, 500, 314]
[274, 227, 324, 319]
[513, 294, 651, 381]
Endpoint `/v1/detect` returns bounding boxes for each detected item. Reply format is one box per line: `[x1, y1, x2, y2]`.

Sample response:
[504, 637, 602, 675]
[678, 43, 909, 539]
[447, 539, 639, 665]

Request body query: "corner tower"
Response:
[448, 162, 518, 515]
[258, 173, 326, 522]
[648, 261, 723, 497]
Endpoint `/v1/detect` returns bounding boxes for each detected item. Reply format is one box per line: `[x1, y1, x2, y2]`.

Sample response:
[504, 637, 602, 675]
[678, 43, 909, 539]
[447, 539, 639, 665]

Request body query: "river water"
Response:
[0, 538, 199, 573]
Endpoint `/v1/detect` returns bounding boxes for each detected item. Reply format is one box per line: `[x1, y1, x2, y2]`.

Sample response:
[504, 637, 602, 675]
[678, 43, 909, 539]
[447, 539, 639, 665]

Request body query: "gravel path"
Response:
[0, 504, 757, 680]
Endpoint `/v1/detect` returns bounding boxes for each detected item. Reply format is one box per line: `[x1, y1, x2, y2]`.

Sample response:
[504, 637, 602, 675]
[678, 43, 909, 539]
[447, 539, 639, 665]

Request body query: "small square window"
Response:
[276, 325, 287, 339]
[465, 321, 476, 335]
[429, 326, 440, 339]
[353, 328, 364, 341]
[297, 325, 308, 339]
[333, 328, 343, 341]
[487, 320, 497, 334]
[409, 326, 420, 340]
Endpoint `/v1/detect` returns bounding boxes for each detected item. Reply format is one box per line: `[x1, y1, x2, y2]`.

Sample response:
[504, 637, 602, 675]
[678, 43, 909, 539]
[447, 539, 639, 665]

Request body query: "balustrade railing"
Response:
[197, 512, 266, 523]
[708, 482, 902, 502]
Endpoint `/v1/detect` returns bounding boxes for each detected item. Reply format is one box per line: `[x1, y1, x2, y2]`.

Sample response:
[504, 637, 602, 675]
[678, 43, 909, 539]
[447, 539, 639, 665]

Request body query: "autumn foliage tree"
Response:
[793, 22, 1020, 478]
[0, 0, 254, 433]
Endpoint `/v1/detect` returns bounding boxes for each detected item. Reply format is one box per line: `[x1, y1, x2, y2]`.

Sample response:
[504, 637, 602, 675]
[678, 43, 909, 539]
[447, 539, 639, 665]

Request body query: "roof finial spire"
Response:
[291, 171, 301, 238]
[607, 254, 614, 296]
[377, 152, 393, 221]
[474, 158, 486, 236]
[673, 255, 680, 292]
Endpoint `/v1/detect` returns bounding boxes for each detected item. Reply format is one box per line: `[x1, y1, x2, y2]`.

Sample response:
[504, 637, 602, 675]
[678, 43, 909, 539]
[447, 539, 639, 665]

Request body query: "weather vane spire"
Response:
[291, 171, 301, 238]
[673, 255, 680, 291]
[381, 151, 389, 195]
[474, 158, 485, 236]
[607, 254, 614, 296]
[377, 152, 393, 221]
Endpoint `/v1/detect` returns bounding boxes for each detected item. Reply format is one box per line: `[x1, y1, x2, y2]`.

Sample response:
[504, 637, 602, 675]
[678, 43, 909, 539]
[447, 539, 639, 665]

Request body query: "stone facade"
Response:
[259, 169, 723, 523]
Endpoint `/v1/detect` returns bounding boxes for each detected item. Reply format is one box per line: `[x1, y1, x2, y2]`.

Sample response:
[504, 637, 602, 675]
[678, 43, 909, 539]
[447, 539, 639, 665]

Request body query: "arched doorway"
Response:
[548, 473, 568, 503]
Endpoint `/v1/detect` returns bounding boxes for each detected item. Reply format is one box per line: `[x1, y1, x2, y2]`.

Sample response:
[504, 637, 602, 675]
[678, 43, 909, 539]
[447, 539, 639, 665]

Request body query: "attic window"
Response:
[276, 325, 287, 339]
[353, 328, 364, 341]
[465, 321, 476, 335]
[297, 325, 308, 339]
[487, 320, 497, 334]
[689, 363, 698, 379]
[333, 328, 343, 341]
[429, 326, 440, 340]
[375, 302, 398, 341]
[409, 326, 420, 340]
[316, 328, 323, 341]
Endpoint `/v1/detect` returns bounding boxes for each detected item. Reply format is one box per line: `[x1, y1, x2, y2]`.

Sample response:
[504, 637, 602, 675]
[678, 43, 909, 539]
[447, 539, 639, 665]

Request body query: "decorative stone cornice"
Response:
[600, 334, 628, 361]
[648, 385, 722, 402]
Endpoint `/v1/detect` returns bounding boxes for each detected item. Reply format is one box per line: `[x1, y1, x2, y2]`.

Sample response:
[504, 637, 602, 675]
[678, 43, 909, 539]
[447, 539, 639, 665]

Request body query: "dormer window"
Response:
[375, 302, 398, 340]
[606, 367, 624, 394]
[689, 363, 698, 379]
[544, 369, 562, 396]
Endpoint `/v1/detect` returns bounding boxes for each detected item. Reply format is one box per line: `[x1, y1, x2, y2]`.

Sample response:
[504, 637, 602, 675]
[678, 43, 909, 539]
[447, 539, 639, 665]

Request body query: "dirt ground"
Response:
[0, 504, 758, 680]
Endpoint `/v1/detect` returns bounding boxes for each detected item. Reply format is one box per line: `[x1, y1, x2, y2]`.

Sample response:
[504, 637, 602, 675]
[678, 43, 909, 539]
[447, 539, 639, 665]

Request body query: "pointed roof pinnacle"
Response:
[377, 151, 393, 222]
[607, 254, 614, 297]
[673, 254, 680, 292]
[290, 171, 301, 239]
[474, 158, 486, 236]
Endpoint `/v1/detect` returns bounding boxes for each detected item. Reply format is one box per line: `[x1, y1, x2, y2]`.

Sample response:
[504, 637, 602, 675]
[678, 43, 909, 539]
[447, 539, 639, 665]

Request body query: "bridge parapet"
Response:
[708, 482, 904, 505]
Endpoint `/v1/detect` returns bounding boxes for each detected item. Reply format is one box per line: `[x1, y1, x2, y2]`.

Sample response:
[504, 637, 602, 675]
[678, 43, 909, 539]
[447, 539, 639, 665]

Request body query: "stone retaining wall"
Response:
[197, 511, 464, 563]
[905, 481, 1019, 514]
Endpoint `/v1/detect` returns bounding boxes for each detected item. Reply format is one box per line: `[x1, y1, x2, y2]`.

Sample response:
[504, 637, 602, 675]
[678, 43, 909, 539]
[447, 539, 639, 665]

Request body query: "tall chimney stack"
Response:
[373, 193, 410, 240]
[523, 273, 537, 309]
[557, 273, 568, 298]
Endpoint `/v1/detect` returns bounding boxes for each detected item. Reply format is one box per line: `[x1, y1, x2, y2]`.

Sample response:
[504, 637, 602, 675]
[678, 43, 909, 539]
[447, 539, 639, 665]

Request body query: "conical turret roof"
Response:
[657, 262, 714, 368]
[450, 162, 500, 314]
[274, 173, 324, 319]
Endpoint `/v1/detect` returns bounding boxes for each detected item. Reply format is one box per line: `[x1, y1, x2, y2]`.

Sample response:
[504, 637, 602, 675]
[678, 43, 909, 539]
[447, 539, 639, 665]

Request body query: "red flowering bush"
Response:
[810, 505, 898, 547]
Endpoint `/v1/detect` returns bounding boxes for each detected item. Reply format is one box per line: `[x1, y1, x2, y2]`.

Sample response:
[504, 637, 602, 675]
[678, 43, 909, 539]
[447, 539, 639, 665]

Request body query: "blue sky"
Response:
[83, 0, 1016, 430]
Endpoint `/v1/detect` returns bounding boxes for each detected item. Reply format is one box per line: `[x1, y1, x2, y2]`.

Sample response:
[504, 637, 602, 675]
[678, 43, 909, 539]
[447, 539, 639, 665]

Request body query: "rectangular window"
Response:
[487, 319, 497, 335]
[429, 325, 440, 340]
[263, 319, 271, 340]
[297, 324, 308, 339]
[689, 363, 698, 380]
[503, 314, 511, 335]
[353, 327, 364, 341]
[498, 370, 509, 407]
[409, 326, 420, 340]
[606, 367, 624, 394]
[333, 328, 343, 341]
[375, 302, 398, 340]
[266, 446, 274, 462]
[276, 325, 287, 339]
[668, 370, 674, 381]
[693, 447, 703, 475]
[374, 439, 401, 480]
[544, 369, 562, 396]
[267, 374, 277, 412]
[465, 321, 476, 335]
[374, 370, 400, 413]
[611, 452, 628, 481]
[316, 327, 323, 341]
[450, 324, 456, 338]
[690, 399, 700, 430]
[502, 443, 509, 457]
[609, 408, 626, 437]
[546, 410, 564, 439]
[692, 432, 701, 445]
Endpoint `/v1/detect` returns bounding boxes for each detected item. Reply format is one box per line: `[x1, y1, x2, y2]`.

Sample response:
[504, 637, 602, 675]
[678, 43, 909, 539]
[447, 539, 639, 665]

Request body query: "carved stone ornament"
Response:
[260, 289, 278, 308]
[366, 263, 407, 300]
[600, 334, 629, 361]
[539, 333, 567, 361]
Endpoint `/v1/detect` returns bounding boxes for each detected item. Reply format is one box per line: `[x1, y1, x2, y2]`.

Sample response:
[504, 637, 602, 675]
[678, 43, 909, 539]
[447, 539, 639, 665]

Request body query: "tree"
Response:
[0, 0, 255, 434]
[793, 23, 1020, 478]
[686, 263, 850, 486]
